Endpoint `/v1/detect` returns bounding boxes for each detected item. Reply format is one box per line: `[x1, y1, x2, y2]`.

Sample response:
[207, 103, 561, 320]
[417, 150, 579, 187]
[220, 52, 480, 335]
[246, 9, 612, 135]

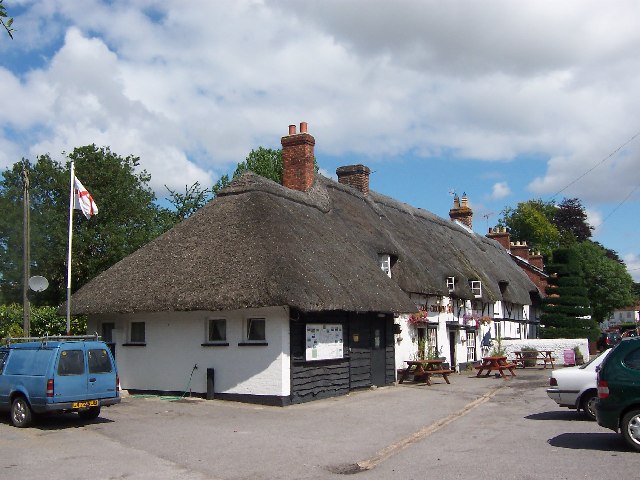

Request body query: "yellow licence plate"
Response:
[72, 400, 99, 409]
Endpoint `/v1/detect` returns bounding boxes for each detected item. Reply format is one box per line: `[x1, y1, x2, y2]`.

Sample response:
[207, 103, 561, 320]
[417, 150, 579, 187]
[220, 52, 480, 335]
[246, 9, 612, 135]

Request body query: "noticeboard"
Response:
[563, 349, 576, 366]
[305, 324, 343, 361]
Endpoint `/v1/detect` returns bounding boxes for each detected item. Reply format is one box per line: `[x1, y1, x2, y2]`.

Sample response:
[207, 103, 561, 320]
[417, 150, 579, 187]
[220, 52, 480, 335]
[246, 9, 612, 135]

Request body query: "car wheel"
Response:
[78, 406, 101, 420]
[11, 396, 33, 428]
[581, 391, 598, 421]
[621, 409, 640, 452]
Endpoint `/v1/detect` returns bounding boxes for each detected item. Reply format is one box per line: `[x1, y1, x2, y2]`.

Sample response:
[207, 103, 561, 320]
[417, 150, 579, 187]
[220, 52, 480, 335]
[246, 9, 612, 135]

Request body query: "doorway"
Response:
[370, 316, 387, 386]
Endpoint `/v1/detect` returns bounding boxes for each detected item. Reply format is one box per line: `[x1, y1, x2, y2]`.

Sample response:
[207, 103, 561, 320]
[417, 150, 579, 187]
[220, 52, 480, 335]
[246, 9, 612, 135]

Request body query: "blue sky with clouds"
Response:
[1, 0, 639, 280]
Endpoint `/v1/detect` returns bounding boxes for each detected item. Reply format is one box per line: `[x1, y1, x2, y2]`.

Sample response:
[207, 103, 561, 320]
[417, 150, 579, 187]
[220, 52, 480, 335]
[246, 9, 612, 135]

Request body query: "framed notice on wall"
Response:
[305, 324, 344, 361]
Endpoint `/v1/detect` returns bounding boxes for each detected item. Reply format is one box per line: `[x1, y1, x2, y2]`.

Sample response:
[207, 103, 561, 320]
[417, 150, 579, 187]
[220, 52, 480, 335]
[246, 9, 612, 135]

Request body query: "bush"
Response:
[0, 304, 86, 343]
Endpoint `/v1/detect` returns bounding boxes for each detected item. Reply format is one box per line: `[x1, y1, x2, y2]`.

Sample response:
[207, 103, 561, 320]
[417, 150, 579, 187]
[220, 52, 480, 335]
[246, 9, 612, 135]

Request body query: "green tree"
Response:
[574, 241, 635, 322]
[165, 182, 212, 221]
[0, 304, 85, 340]
[213, 147, 284, 197]
[553, 198, 593, 246]
[0, 0, 14, 39]
[498, 199, 560, 256]
[0, 145, 172, 306]
[540, 248, 599, 340]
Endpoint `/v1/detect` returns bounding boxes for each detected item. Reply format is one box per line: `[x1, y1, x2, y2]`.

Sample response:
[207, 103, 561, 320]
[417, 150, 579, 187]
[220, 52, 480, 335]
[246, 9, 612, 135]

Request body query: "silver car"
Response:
[546, 349, 611, 420]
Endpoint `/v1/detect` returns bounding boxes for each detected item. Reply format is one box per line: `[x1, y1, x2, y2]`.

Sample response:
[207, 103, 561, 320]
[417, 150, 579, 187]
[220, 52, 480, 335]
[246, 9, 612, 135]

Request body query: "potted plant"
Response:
[521, 345, 538, 367]
[573, 346, 584, 365]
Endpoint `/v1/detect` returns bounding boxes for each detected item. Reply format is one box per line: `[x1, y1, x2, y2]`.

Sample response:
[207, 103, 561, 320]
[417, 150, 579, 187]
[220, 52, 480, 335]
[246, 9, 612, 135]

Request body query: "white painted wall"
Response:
[87, 306, 291, 398]
[394, 294, 534, 374]
[501, 338, 590, 365]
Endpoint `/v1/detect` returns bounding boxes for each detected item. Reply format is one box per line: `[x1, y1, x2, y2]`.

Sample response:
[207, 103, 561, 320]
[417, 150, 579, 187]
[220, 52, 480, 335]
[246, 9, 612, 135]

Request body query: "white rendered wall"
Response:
[88, 306, 291, 397]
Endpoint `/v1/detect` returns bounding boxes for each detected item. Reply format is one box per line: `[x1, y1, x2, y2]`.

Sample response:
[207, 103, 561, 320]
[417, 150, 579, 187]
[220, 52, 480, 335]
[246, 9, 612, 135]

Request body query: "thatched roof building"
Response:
[70, 139, 538, 316]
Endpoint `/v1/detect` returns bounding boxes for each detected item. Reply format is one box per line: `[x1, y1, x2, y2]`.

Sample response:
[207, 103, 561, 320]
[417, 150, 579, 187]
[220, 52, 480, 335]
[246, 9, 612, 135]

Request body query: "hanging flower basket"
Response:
[408, 310, 428, 326]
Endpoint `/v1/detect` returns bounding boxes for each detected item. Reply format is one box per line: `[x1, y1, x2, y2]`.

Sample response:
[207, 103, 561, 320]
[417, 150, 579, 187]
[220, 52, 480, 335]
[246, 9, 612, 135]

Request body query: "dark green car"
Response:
[596, 337, 640, 451]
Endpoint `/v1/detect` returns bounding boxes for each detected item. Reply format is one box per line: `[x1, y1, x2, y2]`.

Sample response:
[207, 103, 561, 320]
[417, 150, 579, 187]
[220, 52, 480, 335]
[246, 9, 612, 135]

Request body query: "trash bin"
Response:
[206, 368, 215, 400]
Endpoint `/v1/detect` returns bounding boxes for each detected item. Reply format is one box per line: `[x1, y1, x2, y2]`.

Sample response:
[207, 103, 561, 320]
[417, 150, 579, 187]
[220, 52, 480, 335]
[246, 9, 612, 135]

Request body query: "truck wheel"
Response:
[580, 391, 598, 420]
[78, 406, 101, 420]
[621, 409, 640, 452]
[11, 396, 33, 428]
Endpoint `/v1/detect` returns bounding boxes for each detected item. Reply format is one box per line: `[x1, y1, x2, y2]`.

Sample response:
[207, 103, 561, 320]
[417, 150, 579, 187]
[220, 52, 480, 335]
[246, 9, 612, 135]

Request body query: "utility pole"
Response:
[22, 161, 30, 337]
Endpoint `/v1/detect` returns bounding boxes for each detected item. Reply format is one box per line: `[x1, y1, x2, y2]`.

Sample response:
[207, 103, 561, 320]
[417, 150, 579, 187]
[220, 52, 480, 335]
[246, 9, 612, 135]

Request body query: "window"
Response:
[446, 277, 455, 292]
[246, 318, 266, 342]
[624, 349, 640, 370]
[101, 322, 115, 343]
[57, 350, 85, 376]
[470, 280, 482, 298]
[207, 319, 227, 343]
[466, 331, 476, 362]
[88, 349, 113, 374]
[130, 322, 146, 344]
[379, 254, 391, 278]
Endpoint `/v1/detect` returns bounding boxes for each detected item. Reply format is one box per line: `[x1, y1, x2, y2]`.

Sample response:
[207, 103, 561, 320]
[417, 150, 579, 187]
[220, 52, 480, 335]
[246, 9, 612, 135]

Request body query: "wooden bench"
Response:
[475, 359, 517, 379]
[512, 351, 555, 369]
[414, 369, 454, 386]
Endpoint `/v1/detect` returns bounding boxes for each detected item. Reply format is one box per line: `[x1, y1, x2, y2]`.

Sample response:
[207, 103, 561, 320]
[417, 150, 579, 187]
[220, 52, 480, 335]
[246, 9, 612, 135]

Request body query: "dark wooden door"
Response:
[371, 316, 386, 386]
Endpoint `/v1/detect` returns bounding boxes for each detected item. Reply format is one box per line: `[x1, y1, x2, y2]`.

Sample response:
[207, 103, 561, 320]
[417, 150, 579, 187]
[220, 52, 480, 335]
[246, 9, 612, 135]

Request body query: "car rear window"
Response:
[57, 350, 85, 376]
[88, 349, 113, 373]
[4, 349, 53, 376]
[623, 348, 640, 370]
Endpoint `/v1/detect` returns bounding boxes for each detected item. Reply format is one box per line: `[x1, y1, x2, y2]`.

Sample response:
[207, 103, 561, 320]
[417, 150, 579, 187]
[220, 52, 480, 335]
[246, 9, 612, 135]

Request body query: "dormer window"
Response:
[446, 277, 455, 293]
[470, 280, 482, 298]
[379, 254, 391, 278]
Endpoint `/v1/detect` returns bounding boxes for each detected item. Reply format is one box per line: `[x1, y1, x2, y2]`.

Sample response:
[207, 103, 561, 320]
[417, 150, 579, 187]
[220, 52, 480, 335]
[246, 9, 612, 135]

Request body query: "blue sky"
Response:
[1, 0, 639, 281]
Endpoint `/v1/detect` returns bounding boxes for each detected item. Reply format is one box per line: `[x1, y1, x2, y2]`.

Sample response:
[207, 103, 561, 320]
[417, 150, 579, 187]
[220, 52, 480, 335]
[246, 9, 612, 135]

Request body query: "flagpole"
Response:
[66, 161, 75, 335]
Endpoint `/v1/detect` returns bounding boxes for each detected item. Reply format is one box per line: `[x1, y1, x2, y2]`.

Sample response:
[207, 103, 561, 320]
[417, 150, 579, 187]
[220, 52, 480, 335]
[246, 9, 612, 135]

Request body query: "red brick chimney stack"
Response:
[449, 192, 473, 229]
[530, 251, 544, 270]
[281, 122, 315, 192]
[487, 227, 511, 250]
[336, 164, 371, 194]
[510, 241, 530, 262]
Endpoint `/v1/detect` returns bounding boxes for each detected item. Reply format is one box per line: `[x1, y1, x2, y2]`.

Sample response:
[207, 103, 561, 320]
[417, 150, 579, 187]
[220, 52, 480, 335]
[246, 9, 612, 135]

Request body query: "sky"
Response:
[1, 0, 639, 281]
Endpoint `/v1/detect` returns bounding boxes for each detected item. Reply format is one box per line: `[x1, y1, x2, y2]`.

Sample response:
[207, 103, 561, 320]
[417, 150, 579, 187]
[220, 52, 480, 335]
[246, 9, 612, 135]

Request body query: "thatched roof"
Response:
[70, 172, 538, 315]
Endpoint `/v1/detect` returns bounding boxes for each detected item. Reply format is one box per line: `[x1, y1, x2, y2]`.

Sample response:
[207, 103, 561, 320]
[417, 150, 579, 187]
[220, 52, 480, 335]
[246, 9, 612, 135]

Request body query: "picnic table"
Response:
[512, 350, 555, 369]
[475, 356, 516, 379]
[398, 359, 453, 386]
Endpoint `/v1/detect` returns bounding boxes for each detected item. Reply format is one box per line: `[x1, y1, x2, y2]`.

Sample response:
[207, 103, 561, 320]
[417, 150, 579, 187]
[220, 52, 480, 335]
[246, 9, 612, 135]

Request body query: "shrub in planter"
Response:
[521, 346, 538, 367]
[573, 346, 584, 365]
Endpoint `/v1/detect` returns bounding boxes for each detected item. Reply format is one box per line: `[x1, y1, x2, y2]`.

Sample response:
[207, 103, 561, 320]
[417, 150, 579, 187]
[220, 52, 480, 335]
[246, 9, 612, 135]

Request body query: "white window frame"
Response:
[447, 276, 455, 292]
[470, 280, 482, 298]
[206, 318, 227, 344]
[129, 321, 146, 344]
[245, 318, 266, 343]
[379, 254, 391, 278]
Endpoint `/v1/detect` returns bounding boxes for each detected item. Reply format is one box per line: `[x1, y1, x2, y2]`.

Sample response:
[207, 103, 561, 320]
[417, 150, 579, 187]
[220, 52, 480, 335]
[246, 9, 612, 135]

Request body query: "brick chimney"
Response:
[530, 251, 544, 270]
[336, 164, 371, 194]
[510, 241, 530, 262]
[281, 122, 315, 192]
[487, 227, 511, 250]
[449, 193, 473, 229]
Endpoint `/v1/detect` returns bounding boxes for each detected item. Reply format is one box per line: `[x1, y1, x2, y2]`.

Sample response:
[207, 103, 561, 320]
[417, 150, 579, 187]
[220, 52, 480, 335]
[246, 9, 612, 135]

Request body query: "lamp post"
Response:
[22, 161, 30, 337]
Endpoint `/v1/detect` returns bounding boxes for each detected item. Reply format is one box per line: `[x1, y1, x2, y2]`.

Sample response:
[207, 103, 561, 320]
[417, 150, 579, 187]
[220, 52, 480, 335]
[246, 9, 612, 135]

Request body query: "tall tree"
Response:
[0, 145, 171, 306]
[574, 241, 635, 322]
[553, 198, 593, 246]
[540, 248, 599, 340]
[498, 199, 560, 256]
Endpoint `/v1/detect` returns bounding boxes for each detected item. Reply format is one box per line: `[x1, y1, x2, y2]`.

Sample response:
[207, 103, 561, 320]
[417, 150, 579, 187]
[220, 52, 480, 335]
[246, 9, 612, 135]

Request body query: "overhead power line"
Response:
[551, 130, 640, 200]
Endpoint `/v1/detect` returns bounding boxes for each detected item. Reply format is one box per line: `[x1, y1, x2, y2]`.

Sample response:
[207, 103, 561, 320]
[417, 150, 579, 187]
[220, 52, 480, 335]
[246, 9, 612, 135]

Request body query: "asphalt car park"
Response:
[1, 367, 638, 480]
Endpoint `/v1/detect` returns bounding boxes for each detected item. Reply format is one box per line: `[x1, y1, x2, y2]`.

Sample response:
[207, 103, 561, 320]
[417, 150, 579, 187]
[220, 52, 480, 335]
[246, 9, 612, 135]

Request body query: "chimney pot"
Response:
[288, 124, 296, 135]
[300, 122, 308, 133]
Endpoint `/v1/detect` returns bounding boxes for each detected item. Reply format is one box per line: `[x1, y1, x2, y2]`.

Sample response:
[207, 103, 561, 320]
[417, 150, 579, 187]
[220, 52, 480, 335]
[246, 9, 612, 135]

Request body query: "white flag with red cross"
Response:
[74, 176, 98, 219]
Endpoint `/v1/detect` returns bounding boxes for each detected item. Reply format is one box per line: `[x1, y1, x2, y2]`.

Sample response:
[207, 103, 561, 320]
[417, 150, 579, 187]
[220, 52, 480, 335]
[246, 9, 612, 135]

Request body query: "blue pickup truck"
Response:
[0, 336, 120, 427]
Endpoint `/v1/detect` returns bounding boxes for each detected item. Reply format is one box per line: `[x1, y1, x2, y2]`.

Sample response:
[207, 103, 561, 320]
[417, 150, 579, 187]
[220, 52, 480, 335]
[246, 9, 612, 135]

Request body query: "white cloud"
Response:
[490, 182, 511, 200]
[0, 0, 639, 208]
[624, 253, 640, 282]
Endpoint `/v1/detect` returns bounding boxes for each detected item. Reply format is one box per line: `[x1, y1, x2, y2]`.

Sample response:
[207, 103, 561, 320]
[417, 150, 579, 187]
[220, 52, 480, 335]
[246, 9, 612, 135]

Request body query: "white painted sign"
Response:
[305, 324, 343, 361]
